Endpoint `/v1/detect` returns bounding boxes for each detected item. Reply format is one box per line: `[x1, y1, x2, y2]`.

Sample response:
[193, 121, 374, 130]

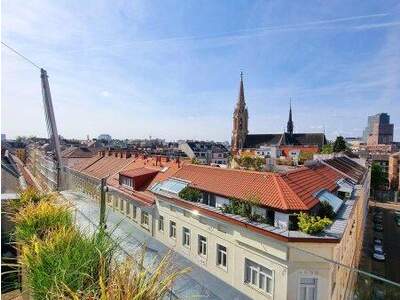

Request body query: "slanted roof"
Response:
[281, 164, 343, 209]
[322, 156, 366, 183]
[171, 164, 345, 211]
[119, 167, 158, 178]
[282, 133, 326, 147]
[243, 134, 283, 148]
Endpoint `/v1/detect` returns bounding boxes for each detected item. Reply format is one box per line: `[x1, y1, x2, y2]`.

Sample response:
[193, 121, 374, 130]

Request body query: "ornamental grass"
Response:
[10, 189, 189, 300]
[13, 200, 73, 243]
[20, 227, 115, 299]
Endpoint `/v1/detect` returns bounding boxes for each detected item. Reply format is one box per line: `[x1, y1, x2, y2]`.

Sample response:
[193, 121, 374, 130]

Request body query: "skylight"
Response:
[317, 190, 344, 214]
[152, 179, 188, 195]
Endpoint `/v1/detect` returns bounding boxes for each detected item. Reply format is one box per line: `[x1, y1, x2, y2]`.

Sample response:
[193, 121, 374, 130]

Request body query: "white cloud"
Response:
[100, 91, 111, 97]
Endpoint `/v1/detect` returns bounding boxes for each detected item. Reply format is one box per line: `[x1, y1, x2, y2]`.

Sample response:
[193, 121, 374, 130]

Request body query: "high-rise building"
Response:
[363, 113, 394, 145]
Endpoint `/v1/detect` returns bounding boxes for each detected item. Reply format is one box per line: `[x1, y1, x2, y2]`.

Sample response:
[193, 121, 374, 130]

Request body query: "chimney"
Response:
[166, 156, 170, 162]
[176, 156, 180, 168]
[107, 150, 113, 156]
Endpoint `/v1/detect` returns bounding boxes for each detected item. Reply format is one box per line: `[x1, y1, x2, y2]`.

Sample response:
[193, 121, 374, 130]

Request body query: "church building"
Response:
[231, 74, 326, 159]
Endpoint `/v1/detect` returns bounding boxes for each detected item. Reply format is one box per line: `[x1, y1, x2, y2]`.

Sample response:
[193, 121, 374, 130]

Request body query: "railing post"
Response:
[99, 177, 107, 229]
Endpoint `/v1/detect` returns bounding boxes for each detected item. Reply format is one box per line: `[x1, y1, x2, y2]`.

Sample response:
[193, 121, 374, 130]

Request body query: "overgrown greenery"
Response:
[10, 188, 189, 299]
[298, 151, 314, 164]
[333, 136, 347, 153]
[21, 227, 115, 299]
[371, 162, 388, 192]
[14, 201, 73, 243]
[234, 156, 266, 171]
[317, 201, 335, 219]
[65, 249, 190, 299]
[320, 143, 333, 154]
[11, 187, 53, 211]
[220, 197, 271, 224]
[297, 212, 332, 234]
[178, 186, 201, 202]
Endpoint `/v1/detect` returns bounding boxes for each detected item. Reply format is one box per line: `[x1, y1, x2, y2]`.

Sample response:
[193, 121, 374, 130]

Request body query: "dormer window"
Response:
[120, 175, 134, 189]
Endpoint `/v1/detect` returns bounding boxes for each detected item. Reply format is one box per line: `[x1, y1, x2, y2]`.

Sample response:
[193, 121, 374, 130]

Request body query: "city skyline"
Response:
[2, 0, 400, 141]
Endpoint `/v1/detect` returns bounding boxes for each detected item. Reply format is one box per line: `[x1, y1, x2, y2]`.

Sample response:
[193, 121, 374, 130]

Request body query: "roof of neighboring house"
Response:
[322, 156, 367, 183]
[243, 133, 326, 149]
[71, 153, 186, 205]
[119, 167, 159, 178]
[185, 141, 229, 153]
[244, 134, 283, 148]
[61, 146, 97, 158]
[171, 163, 345, 211]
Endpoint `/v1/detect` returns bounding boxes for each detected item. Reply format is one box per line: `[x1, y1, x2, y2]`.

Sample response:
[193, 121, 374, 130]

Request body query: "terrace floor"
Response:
[61, 190, 250, 300]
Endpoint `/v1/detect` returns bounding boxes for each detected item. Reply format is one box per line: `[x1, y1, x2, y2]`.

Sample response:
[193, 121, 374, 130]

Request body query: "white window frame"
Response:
[216, 244, 227, 270]
[298, 276, 318, 300]
[141, 211, 149, 227]
[125, 201, 131, 216]
[198, 235, 207, 256]
[245, 258, 274, 296]
[182, 227, 190, 248]
[119, 198, 124, 211]
[159, 215, 164, 232]
[121, 176, 133, 189]
[169, 221, 176, 239]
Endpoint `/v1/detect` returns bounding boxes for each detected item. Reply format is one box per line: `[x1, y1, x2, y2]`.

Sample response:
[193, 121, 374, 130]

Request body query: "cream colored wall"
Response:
[154, 198, 289, 300]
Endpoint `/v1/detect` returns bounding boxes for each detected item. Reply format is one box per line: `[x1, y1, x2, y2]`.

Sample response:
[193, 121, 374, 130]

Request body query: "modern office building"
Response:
[363, 113, 394, 145]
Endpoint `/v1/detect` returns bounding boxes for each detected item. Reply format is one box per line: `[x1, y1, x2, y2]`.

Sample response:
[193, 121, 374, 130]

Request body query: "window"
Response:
[119, 199, 124, 211]
[132, 205, 137, 219]
[125, 201, 131, 215]
[299, 277, 318, 300]
[159, 215, 164, 231]
[245, 259, 273, 295]
[216, 244, 227, 269]
[198, 235, 207, 256]
[182, 227, 190, 247]
[169, 221, 176, 239]
[141, 211, 149, 226]
[120, 176, 133, 188]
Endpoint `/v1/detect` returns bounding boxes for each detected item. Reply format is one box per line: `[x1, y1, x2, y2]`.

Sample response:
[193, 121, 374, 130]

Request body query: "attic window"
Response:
[120, 176, 133, 189]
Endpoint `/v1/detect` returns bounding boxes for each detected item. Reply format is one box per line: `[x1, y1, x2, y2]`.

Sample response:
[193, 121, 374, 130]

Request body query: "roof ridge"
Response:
[272, 175, 289, 210]
[185, 163, 276, 176]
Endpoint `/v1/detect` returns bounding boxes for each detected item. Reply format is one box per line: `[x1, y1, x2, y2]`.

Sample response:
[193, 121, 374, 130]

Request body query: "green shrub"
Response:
[178, 187, 201, 202]
[14, 201, 73, 243]
[21, 227, 115, 299]
[297, 212, 332, 234]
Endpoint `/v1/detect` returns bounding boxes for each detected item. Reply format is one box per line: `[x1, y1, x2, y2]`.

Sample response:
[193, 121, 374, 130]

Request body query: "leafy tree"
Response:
[298, 151, 314, 164]
[371, 163, 387, 192]
[320, 143, 333, 154]
[241, 156, 254, 169]
[317, 201, 335, 219]
[297, 212, 332, 234]
[253, 157, 266, 171]
[178, 187, 201, 202]
[333, 136, 347, 153]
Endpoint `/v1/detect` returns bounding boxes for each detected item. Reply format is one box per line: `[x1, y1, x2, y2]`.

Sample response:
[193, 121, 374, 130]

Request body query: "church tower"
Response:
[287, 100, 294, 137]
[231, 72, 248, 153]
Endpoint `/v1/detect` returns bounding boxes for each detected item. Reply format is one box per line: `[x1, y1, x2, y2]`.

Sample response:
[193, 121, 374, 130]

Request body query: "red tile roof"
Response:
[172, 163, 345, 211]
[72, 153, 187, 205]
[119, 167, 159, 178]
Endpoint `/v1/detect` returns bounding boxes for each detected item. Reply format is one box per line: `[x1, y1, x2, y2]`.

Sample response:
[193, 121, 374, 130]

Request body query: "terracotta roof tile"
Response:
[172, 165, 308, 211]
[172, 163, 346, 211]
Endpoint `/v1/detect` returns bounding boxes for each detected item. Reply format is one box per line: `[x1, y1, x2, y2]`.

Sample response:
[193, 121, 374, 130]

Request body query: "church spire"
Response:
[287, 99, 294, 136]
[237, 71, 245, 106]
[231, 72, 249, 153]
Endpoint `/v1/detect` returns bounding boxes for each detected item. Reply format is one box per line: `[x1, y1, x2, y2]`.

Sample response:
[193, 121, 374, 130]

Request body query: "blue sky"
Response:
[2, 0, 400, 141]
